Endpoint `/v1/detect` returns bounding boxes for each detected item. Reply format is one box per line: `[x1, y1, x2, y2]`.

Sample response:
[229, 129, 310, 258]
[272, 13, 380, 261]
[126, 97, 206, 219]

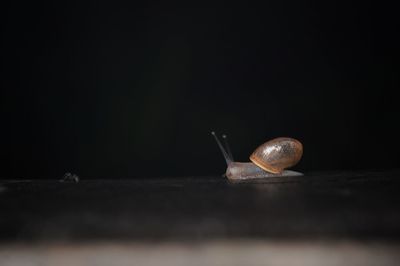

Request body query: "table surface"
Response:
[1, 169, 400, 243]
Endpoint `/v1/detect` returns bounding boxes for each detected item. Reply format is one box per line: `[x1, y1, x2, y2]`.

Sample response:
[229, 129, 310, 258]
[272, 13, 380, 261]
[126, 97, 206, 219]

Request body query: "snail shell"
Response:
[249, 137, 303, 174]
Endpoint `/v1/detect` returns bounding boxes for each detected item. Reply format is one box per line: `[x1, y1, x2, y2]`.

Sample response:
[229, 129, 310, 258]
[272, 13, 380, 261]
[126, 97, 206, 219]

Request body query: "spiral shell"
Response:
[249, 137, 303, 174]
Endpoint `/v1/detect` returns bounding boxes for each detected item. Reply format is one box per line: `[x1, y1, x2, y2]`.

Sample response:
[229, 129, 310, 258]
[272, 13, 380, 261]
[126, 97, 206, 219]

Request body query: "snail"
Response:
[211, 132, 303, 181]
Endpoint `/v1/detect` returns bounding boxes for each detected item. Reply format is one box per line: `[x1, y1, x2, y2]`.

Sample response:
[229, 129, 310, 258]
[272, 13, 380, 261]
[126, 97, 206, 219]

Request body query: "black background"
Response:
[1, 1, 399, 178]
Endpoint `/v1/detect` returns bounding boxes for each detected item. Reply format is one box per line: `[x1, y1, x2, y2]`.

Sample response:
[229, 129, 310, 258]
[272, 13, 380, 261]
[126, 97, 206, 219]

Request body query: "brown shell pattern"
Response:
[249, 137, 303, 174]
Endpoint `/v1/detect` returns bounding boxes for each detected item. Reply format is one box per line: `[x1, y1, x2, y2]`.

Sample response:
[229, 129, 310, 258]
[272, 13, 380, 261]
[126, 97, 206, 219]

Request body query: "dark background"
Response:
[1, 1, 399, 179]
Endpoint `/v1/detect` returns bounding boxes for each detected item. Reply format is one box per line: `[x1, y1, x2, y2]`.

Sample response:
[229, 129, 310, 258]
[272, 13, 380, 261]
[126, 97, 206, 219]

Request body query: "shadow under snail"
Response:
[211, 132, 303, 181]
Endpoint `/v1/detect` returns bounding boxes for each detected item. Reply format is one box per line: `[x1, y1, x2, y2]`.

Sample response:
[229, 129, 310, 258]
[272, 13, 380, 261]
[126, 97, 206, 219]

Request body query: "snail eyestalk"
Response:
[222, 134, 234, 161]
[211, 131, 232, 165]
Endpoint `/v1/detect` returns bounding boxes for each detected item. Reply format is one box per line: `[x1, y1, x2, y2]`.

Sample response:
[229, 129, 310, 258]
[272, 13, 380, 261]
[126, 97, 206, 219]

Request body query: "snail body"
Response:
[211, 132, 303, 181]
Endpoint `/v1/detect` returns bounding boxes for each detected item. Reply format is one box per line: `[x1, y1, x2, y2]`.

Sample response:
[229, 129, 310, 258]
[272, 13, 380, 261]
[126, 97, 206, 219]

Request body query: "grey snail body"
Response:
[211, 132, 303, 181]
